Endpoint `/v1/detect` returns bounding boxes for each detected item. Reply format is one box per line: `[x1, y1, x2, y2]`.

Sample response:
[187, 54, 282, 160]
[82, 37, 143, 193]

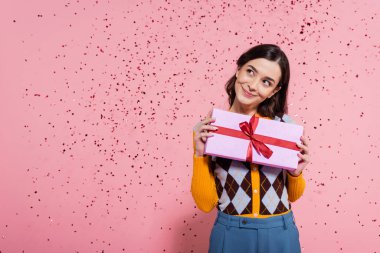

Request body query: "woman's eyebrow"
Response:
[247, 65, 275, 82]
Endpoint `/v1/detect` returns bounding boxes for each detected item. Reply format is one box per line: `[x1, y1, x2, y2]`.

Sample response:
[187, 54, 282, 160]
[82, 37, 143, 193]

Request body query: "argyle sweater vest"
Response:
[210, 156, 291, 215]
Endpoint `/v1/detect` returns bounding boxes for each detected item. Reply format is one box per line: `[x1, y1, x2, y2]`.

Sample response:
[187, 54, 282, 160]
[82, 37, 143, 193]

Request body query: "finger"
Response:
[202, 108, 215, 123]
[201, 132, 214, 137]
[297, 153, 305, 162]
[199, 131, 214, 138]
[200, 125, 218, 132]
[202, 117, 216, 127]
[201, 132, 214, 142]
[296, 142, 309, 154]
[202, 108, 213, 122]
[207, 108, 213, 118]
[296, 143, 305, 154]
[297, 153, 310, 163]
[300, 135, 309, 145]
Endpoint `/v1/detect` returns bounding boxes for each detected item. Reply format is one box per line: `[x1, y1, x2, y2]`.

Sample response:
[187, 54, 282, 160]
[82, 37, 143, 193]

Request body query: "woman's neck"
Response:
[229, 103, 258, 116]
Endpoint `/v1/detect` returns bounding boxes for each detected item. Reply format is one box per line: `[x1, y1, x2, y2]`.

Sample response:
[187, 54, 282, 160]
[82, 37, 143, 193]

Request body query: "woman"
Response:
[191, 44, 310, 253]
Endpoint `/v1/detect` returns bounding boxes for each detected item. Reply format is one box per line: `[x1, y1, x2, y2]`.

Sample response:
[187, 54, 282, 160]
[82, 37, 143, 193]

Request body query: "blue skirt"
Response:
[209, 210, 301, 253]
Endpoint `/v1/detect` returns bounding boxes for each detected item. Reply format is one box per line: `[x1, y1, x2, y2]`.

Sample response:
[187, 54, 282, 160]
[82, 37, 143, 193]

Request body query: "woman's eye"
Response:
[263, 80, 271, 86]
[246, 69, 271, 86]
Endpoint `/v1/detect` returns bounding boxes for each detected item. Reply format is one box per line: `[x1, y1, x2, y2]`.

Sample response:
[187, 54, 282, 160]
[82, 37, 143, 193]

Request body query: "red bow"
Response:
[239, 115, 273, 162]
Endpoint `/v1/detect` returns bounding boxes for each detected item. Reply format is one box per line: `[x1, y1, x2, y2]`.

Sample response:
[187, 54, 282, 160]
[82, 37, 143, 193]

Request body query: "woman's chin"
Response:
[235, 94, 262, 108]
[237, 94, 255, 104]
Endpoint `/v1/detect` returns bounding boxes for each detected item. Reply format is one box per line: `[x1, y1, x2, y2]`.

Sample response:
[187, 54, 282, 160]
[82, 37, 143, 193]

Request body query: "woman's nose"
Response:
[247, 79, 259, 91]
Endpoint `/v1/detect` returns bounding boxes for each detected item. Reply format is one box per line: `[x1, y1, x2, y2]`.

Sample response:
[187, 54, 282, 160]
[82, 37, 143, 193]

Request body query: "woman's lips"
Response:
[242, 87, 255, 98]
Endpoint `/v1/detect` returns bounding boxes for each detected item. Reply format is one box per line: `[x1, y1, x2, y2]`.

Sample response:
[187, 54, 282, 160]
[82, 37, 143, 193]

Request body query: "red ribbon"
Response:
[212, 114, 300, 163]
[239, 115, 273, 161]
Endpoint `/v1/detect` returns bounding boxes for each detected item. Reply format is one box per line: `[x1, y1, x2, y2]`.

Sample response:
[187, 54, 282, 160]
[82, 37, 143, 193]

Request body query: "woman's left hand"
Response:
[289, 132, 310, 177]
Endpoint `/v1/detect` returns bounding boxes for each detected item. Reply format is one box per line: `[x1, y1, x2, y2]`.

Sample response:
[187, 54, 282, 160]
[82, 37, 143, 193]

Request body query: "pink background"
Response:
[1, 0, 379, 252]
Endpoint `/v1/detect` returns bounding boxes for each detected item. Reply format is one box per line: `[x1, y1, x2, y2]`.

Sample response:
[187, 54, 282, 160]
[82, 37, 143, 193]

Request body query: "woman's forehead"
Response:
[244, 58, 281, 81]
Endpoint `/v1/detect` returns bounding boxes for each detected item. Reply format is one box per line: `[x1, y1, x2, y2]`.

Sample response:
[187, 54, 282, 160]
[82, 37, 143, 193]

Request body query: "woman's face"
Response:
[234, 58, 282, 108]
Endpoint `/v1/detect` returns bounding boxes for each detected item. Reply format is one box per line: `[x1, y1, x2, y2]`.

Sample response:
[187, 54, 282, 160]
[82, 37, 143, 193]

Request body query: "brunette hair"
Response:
[225, 44, 290, 119]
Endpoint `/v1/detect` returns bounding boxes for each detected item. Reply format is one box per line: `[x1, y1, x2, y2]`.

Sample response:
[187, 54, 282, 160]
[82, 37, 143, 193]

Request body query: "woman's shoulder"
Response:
[274, 113, 297, 124]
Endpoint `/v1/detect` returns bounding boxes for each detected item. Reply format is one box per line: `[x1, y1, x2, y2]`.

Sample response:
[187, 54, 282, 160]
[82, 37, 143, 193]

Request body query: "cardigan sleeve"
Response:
[190, 131, 219, 213]
[280, 114, 306, 202]
[286, 171, 306, 202]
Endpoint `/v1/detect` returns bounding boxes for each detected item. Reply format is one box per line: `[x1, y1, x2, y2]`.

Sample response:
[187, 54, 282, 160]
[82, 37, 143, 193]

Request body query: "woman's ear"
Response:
[235, 67, 241, 78]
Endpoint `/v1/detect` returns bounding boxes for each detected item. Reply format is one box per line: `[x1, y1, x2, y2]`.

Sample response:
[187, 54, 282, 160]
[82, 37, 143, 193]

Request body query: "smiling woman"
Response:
[192, 44, 310, 253]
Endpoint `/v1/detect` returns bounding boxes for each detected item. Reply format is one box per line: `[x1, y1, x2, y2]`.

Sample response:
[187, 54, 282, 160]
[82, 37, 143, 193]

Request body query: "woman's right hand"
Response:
[193, 109, 218, 157]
